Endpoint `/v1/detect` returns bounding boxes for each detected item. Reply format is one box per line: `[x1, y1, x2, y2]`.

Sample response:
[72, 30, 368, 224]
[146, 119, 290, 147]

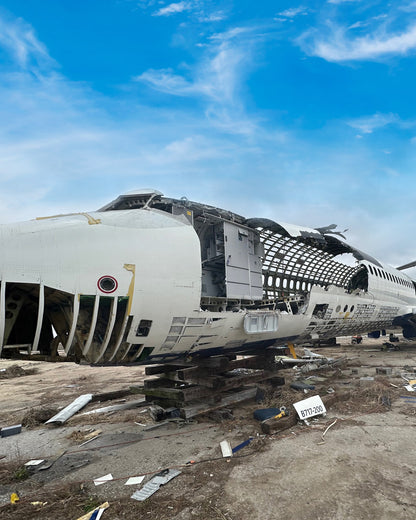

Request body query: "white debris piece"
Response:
[24, 459, 45, 466]
[125, 475, 145, 486]
[94, 473, 113, 486]
[220, 440, 233, 458]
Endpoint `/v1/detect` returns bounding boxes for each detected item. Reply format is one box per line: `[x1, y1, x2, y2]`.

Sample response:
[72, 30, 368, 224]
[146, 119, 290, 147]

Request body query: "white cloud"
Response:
[300, 22, 416, 62]
[153, 2, 192, 17]
[199, 11, 227, 22]
[0, 16, 54, 72]
[277, 7, 308, 18]
[347, 113, 399, 134]
[134, 26, 262, 134]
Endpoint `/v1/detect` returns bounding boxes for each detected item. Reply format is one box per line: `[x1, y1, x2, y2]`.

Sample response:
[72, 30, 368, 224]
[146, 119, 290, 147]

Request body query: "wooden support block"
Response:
[145, 364, 190, 375]
[91, 389, 133, 402]
[193, 355, 236, 370]
[261, 414, 298, 434]
[180, 387, 257, 419]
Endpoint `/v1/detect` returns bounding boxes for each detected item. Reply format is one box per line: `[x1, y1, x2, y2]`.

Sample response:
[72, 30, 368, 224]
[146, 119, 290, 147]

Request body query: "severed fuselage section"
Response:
[1, 189, 416, 365]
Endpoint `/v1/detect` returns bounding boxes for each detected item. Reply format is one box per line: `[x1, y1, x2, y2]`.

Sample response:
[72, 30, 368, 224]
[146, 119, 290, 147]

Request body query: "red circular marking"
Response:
[97, 275, 118, 293]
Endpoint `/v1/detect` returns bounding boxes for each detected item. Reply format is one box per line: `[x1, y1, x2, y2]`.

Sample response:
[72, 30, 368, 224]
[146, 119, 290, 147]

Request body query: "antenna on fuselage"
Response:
[396, 260, 416, 271]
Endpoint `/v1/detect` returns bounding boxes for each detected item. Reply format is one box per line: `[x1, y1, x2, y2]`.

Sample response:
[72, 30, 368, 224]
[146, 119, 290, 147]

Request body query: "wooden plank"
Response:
[193, 355, 235, 370]
[91, 389, 133, 402]
[140, 384, 215, 402]
[180, 387, 257, 419]
[261, 414, 297, 434]
[218, 372, 285, 391]
[145, 364, 191, 375]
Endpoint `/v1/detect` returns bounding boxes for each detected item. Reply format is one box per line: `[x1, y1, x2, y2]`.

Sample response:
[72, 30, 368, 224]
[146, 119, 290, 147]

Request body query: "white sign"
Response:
[293, 395, 326, 420]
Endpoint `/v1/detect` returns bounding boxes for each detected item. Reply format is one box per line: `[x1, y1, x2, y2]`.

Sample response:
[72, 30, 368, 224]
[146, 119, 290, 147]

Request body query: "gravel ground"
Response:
[0, 335, 416, 519]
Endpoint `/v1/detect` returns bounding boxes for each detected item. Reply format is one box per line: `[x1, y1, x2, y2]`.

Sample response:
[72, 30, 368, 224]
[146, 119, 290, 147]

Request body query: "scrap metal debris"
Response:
[130, 469, 181, 501]
[0, 424, 22, 437]
[46, 394, 93, 424]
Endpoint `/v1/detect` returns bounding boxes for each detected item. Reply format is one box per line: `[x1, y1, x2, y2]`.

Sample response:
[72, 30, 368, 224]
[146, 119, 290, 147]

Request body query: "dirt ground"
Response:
[0, 335, 416, 520]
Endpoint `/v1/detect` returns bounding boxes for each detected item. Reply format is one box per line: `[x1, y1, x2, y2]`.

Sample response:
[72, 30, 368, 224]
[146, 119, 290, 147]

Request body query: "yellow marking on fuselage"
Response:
[123, 264, 136, 315]
[36, 212, 101, 225]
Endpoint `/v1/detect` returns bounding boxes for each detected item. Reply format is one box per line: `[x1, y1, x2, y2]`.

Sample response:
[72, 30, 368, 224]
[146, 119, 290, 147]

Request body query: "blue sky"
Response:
[0, 0, 416, 277]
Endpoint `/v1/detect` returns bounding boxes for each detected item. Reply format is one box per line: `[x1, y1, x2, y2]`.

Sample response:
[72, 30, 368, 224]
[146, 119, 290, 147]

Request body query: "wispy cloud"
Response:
[277, 7, 308, 19]
[134, 26, 264, 133]
[0, 15, 55, 72]
[347, 113, 399, 134]
[153, 2, 192, 17]
[299, 21, 416, 62]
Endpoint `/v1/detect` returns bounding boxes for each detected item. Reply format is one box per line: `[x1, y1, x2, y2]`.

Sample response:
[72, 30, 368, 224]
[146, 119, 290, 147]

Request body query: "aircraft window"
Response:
[302, 282, 306, 290]
[283, 279, 288, 289]
[289, 280, 294, 289]
[275, 278, 280, 288]
[368, 265, 374, 275]
[350, 305, 354, 312]
[296, 281, 300, 290]
[336, 305, 341, 312]
[343, 305, 348, 312]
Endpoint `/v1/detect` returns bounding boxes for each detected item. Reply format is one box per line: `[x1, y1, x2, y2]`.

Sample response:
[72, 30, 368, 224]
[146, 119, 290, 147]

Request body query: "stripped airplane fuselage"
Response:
[1, 190, 415, 365]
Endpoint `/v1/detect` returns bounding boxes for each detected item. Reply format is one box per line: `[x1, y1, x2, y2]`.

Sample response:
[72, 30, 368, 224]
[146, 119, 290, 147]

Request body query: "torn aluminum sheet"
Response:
[130, 469, 181, 501]
[303, 348, 327, 359]
[82, 399, 146, 415]
[45, 394, 93, 424]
